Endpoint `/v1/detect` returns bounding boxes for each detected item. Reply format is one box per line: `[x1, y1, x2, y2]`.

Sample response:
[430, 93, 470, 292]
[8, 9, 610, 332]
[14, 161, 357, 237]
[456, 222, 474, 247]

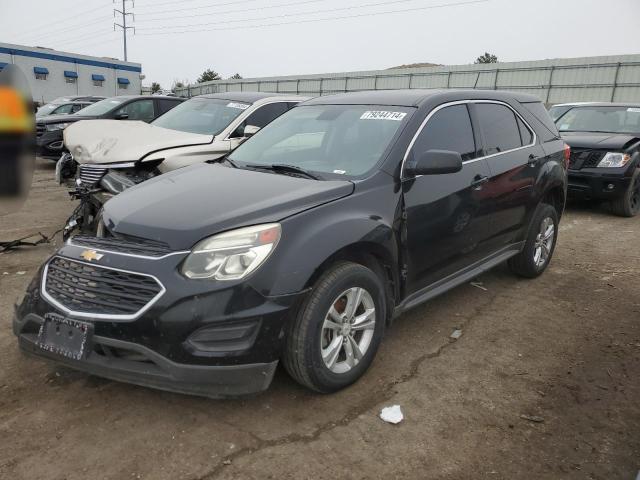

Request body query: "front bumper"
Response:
[567, 167, 632, 200]
[14, 242, 305, 397]
[16, 313, 278, 397]
[36, 129, 65, 158]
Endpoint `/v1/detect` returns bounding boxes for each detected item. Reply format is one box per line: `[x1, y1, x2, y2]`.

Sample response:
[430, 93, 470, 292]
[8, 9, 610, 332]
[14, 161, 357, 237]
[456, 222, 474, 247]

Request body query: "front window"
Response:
[74, 97, 128, 117]
[555, 106, 640, 134]
[228, 105, 412, 178]
[152, 97, 250, 135]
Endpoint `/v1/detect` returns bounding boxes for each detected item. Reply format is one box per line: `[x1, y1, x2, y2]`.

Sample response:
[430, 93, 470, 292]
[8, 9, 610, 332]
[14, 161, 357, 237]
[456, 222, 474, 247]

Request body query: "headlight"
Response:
[597, 152, 631, 168]
[45, 123, 70, 131]
[181, 223, 281, 280]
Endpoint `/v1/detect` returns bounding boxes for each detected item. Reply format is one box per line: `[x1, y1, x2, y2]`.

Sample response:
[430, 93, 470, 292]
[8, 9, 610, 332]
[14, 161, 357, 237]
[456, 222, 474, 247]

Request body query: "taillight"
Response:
[563, 143, 571, 169]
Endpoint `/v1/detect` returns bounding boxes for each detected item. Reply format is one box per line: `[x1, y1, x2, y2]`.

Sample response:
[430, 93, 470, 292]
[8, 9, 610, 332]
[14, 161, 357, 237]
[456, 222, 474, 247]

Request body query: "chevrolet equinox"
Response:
[15, 90, 568, 397]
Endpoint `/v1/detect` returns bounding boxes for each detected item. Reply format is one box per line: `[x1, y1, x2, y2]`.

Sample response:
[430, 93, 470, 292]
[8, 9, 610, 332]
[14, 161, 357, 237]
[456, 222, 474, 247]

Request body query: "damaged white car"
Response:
[57, 92, 307, 237]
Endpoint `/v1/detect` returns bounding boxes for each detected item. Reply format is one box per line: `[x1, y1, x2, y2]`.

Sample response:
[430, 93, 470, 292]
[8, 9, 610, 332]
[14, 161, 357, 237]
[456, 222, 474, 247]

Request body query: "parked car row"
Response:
[13, 89, 638, 398]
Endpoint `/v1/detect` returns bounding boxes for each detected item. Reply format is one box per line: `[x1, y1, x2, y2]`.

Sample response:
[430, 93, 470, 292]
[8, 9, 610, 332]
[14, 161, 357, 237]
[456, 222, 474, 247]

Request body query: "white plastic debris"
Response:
[470, 281, 487, 291]
[379, 405, 403, 424]
[16, 271, 26, 275]
[450, 329, 463, 340]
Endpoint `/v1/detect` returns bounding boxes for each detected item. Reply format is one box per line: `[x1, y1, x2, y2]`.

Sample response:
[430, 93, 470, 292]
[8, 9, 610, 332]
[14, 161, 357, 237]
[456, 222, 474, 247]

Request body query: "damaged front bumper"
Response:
[13, 241, 304, 397]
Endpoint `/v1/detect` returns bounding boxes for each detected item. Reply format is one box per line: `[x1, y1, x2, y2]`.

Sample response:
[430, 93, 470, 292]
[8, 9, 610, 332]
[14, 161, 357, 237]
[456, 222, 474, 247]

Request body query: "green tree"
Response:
[197, 69, 221, 83]
[150, 82, 161, 94]
[475, 52, 498, 64]
[229, 73, 243, 80]
[171, 80, 185, 93]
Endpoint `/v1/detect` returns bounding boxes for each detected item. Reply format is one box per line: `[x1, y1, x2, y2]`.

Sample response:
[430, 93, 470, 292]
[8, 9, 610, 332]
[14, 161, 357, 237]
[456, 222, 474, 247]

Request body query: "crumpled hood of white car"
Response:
[63, 120, 213, 165]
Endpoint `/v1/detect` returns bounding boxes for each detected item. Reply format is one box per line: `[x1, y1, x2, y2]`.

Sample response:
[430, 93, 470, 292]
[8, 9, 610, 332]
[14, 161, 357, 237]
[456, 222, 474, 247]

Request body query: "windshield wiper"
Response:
[246, 163, 321, 180]
[207, 155, 238, 168]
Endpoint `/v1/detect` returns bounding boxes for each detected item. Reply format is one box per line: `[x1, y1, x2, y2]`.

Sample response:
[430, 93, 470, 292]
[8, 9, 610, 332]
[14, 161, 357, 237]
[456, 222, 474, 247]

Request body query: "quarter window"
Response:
[411, 104, 476, 162]
[475, 103, 522, 155]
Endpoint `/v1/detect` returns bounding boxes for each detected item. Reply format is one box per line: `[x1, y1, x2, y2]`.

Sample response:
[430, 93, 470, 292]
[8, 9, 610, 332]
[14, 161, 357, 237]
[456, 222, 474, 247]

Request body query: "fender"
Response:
[251, 177, 402, 297]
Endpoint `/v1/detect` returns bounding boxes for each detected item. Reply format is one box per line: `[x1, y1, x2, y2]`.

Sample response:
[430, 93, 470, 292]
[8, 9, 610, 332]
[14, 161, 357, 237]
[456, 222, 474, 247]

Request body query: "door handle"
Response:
[470, 175, 489, 190]
[527, 154, 539, 167]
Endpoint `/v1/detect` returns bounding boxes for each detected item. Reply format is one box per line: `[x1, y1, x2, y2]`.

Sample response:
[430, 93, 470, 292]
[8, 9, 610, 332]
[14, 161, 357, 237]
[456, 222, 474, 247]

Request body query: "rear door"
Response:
[403, 103, 493, 293]
[471, 101, 544, 249]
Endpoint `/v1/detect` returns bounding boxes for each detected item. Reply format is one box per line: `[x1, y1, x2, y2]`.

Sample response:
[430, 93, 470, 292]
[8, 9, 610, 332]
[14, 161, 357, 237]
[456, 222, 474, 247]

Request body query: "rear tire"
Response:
[610, 168, 640, 217]
[508, 203, 559, 278]
[283, 262, 386, 393]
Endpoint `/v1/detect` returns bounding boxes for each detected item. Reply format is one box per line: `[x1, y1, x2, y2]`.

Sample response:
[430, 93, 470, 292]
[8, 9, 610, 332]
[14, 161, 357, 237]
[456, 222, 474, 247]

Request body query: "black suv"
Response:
[35, 95, 184, 159]
[549, 102, 640, 216]
[15, 90, 567, 397]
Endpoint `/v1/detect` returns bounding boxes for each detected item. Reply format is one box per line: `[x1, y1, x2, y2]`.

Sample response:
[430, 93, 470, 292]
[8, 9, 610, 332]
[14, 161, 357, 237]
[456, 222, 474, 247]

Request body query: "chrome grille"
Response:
[71, 235, 173, 257]
[43, 256, 164, 319]
[78, 165, 107, 186]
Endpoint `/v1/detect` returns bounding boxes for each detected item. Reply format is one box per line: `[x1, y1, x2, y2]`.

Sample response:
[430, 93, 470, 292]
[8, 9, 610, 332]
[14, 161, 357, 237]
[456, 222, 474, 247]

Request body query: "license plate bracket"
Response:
[37, 313, 93, 361]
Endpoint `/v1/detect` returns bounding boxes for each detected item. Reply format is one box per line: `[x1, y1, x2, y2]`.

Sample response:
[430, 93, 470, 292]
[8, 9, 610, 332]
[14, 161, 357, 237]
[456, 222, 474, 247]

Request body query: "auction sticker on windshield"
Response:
[360, 111, 407, 121]
[227, 102, 250, 110]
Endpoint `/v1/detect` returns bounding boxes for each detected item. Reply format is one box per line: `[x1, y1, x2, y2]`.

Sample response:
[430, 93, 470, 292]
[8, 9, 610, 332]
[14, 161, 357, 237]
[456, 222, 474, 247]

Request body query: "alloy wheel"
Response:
[533, 216, 555, 268]
[320, 287, 376, 374]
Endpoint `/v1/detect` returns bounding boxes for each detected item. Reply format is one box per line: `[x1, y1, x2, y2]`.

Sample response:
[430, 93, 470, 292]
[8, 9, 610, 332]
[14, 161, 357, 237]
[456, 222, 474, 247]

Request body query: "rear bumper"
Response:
[567, 168, 631, 200]
[15, 313, 278, 398]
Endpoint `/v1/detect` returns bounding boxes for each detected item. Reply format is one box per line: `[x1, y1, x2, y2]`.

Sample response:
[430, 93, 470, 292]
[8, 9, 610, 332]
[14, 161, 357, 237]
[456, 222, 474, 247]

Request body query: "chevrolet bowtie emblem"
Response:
[80, 249, 104, 262]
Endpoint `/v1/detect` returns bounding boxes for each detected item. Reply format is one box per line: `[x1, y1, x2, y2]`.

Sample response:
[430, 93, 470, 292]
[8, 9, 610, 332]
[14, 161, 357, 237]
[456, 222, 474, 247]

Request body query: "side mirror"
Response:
[114, 112, 129, 120]
[243, 124, 260, 138]
[405, 149, 463, 177]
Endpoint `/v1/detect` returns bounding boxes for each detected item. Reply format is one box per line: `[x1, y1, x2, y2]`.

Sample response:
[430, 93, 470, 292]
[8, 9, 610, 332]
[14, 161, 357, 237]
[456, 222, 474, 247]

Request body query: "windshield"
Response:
[36, 103, 59, 116]
[555, 106, 640, 134]
[75, 97, 128, 117]
[228, 104, 412, 178]
[152, 97, 250, 135]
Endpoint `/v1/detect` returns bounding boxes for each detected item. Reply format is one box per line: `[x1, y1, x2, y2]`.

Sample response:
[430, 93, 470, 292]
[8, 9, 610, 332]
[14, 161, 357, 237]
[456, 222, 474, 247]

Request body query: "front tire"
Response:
[610, 168, 640, 217]
[508, 203, 559, 278]
[283, 262, 386, 393]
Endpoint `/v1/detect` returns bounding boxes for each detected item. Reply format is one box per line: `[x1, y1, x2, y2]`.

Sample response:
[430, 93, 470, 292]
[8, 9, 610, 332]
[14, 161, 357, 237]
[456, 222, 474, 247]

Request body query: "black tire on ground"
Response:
[283, 262, 386, 393]
[610, 168, 640, 217]
[508, 203, 559, 279]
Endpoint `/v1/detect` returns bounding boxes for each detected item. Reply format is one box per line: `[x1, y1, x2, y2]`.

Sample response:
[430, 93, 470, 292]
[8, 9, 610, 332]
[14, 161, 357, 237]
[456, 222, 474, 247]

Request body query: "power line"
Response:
[135, 0, 326, 22]
[8, 3, 110, 40]
[136, 0, 453, 30]
[135, 0, 258, 13]
[13, 16, 112, 45]
[134, 0, 257, 8]
[136, 0, 489, 35]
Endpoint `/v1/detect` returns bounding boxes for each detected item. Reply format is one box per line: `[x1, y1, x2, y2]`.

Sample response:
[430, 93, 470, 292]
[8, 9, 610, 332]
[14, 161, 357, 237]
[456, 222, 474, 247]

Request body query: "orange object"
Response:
[0, 87, 32, 132]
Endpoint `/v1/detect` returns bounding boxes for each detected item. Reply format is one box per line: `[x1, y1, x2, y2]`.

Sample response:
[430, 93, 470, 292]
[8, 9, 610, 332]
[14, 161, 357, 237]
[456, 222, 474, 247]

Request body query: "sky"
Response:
[1, 0, 639, 88]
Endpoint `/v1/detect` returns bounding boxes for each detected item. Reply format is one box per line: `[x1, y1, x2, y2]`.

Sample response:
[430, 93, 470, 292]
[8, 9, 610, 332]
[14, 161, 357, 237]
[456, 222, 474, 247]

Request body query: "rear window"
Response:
[475, 103, 522, 155]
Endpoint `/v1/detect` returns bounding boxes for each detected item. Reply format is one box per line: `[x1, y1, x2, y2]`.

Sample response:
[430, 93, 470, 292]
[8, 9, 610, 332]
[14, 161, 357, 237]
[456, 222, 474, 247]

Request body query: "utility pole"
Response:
[114, 0, 134, 61]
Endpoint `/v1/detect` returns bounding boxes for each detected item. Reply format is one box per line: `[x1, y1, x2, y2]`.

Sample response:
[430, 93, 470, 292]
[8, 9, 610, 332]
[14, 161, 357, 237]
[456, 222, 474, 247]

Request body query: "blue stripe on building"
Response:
[0, 46, 141, 73]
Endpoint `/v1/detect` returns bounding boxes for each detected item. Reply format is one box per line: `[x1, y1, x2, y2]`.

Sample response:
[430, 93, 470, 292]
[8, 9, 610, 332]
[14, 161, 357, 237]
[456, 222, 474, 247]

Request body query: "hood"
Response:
[561, 132, 640, 150]
[102, 163, 354, 250]
[64, 120, 214, 165]
[37, 113, 93, 125]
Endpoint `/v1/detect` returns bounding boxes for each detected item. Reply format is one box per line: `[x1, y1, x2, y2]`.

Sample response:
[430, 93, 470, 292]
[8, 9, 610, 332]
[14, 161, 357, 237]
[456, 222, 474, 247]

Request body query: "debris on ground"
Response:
[470, 281, 488, 291]
[450, 329, 463, 340]
[380, 405, 404, 424]
[520, 414, 545, 423]
[15, 271, 26, 275]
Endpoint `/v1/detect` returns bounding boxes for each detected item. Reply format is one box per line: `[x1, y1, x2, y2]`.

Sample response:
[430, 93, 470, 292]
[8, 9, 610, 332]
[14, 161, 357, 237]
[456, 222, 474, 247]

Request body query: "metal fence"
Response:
[175, 54, 640, 105]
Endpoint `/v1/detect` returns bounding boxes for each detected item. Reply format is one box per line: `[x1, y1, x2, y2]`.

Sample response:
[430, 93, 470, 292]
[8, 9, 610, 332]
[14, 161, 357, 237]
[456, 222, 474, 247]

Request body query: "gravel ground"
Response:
[1, 159, 639, 480]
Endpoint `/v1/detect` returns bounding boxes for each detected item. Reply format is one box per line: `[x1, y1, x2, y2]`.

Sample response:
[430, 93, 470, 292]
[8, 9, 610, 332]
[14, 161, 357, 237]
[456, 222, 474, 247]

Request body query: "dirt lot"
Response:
[1, 159, 639, 480]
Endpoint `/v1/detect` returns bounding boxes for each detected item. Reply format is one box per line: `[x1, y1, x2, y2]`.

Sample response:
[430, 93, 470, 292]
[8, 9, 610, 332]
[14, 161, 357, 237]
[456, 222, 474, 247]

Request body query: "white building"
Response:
[0, 42, 142, 104]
